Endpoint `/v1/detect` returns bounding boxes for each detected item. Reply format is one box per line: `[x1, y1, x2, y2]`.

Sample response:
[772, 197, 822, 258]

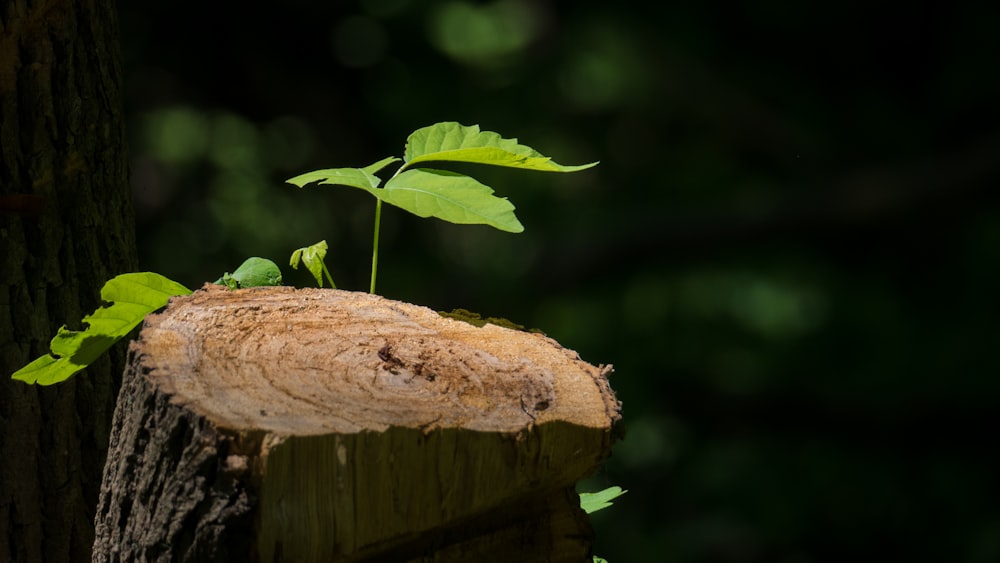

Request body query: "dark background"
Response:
[118, 1, 1000, 561]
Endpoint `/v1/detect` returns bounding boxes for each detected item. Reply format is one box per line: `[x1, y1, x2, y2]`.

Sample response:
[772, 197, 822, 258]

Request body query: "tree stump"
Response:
[93, 285, 621, 562]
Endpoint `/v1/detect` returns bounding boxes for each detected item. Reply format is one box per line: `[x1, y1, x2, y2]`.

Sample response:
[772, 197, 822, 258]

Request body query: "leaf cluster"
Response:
[11, 273, 192, 385]
[287, 122, 597, 293]
[287, 122, 597, 233]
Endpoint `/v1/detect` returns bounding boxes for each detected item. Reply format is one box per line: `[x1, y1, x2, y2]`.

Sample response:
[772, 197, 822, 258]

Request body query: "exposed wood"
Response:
[0, 1, 137, 561]
[94, 286, 621, 562]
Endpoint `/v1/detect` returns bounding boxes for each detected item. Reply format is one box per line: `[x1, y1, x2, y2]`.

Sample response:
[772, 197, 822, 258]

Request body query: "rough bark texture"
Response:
[0, 1, 137, 562]
[94, 286, 621, 562]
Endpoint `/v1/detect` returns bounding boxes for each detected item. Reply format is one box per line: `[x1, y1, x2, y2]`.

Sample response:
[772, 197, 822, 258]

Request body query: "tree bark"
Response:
[94, 286, 621, 562]
[0, 1, 137, 562]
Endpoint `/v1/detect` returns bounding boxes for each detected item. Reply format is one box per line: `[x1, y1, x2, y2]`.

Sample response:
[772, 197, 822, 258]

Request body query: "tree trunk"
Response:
[94, 286, 621, 562]
[0, 1, 137, 562]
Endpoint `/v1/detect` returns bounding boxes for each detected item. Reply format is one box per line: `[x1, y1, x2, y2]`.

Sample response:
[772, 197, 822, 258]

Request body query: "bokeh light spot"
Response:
[428, 0, 541, 66]
[142, 107, 210, 164]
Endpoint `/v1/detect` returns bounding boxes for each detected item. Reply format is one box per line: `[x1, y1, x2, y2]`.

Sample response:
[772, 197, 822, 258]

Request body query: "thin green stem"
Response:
[321, 263, 337, 289]
[370, 199, 383, 294]
[368, 165, 408, 294]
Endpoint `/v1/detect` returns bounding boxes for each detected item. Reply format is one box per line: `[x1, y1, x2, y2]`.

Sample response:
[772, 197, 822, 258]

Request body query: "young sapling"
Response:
[286, 121, 597, 293]
[290, 240, 337, 288]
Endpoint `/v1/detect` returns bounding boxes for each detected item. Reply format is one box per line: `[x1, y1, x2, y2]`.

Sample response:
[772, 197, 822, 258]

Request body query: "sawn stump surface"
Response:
[94, 286, 621, 562]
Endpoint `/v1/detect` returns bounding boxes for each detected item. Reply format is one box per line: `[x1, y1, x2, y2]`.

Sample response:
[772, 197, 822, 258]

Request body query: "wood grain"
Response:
[95, 286, 621, 562]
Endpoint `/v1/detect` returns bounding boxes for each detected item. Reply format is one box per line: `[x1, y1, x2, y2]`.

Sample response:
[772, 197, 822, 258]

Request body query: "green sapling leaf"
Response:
[285, 157, 401, 192]
[11, 272, 192, 385]
[286, 166, 382, 191]
[290, 240, 336, 288]
[287, 162, 523, 232]
[381, 169, 524, 232]
[579, 486, 627, 514]
[362, 156, 403, 175]
[403, 122, 598, 172]
[214, 257, 283, 289]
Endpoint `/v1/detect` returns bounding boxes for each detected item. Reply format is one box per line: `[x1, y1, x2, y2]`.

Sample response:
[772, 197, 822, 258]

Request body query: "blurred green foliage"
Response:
[119, 1, 1000, 561]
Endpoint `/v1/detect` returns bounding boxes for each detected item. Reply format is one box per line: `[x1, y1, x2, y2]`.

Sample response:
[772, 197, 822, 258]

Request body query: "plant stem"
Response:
[370, 199, 383, 294]
[369, 165, 406, 294]
[322, 263, 337, 289]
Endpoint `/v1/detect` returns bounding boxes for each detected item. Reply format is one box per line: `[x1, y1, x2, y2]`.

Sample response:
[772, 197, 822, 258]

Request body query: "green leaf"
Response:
[11, 272, 192, 385]
[579, 486, 627, 515]
[381, 169, 524, 232]
[285, 157, 400, 190]
[286, 167, 381, 191]
[290, 240, 335, 288]
[403, 122, 598, 172]
[362, 156, 402, 175]
[215, 257, 283, 288]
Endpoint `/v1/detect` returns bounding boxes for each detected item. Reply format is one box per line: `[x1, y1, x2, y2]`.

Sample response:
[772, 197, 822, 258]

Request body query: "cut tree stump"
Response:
[93, 286, 621, 562]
